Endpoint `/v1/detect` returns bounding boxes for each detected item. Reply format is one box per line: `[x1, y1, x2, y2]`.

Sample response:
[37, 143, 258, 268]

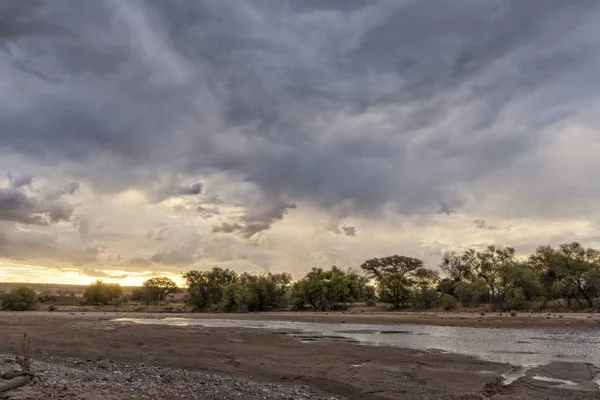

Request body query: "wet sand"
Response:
[30, 308, 600, 329]
[139, 309, 600, 329]
[1, 312, 599, 399]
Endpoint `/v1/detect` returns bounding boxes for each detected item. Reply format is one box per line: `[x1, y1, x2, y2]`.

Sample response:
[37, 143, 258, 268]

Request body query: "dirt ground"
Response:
[1, 312, 599, 399]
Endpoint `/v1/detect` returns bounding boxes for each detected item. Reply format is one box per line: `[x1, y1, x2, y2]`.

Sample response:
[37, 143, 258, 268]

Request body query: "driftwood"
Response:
[1, 370, 27, 380]
[0, 376, 30, 393]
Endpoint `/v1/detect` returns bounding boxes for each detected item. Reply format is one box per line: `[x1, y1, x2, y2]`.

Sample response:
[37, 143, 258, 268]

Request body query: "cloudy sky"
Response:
[2, 0, 600, 285]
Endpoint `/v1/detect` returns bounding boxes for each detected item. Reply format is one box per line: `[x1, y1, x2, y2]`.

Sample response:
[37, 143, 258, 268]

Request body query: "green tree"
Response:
[529, 245, 565, 306]
[219, 282, 257, 313]
[469, 246, 516, 301]
[292, 267, 364, 311]
[361, 255, 424, 309]
[557, 242, 600, 308]
[497, 261, 539, 310]
[362, 284, 378, 306]
[0, 286, 38, 311]
[454, 278, 489, 306]
[132, 277, 179, 305]
[83, 280, 123, 305]
[443, 246, 515, 305]
[361, 255, 423, 280]
[411, 267, 440, 309]
[504, 287, 526, 311]
[183, 267, 238, 311]
[440, 293, 458, 310]
[377, 273, 412, 309]
[440, 251, 473, 283]
[436, 278, 456, 296]
[529, 242, 600, 309]
[222, 272, 292, 312]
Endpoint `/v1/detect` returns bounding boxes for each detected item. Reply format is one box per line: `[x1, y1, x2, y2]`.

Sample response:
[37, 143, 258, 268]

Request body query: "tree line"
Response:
[181, 241, 600, 312]
[2, 241, 600, 312]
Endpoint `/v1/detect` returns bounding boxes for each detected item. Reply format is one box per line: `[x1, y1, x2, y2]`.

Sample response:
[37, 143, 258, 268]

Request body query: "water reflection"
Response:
[111, 317, 600, 367]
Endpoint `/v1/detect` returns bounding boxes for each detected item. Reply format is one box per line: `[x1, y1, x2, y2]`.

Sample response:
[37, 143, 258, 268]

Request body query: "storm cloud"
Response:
[2, 0, 600, 279]
[0, 180, 76, 225]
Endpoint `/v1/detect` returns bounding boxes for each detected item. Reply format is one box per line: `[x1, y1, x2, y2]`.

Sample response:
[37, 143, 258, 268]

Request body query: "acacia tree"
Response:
[132, 277, 179, 304]
[360, 255, 428, 309]
[361, 255, 423, 279]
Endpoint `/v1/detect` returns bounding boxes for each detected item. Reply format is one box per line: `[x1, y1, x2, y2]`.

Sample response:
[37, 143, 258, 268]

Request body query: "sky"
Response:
[2, 0, 600, 285]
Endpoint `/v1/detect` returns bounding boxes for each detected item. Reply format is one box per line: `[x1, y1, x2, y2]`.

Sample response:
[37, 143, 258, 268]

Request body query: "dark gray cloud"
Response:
[0, 223, 98, 264]
[0, 183, 75, 225]
[149, 181, 203, 203]
[341, 226, 357, 237]
[155, 227, 171, 241]
[44, 182, 80, 201]
[0, 0, 69, 40]
[129, 257, 151, 267]
[213, 201, 296, 238]
[472, 219, 497, 230]
[1, 0, 600, 224]
[80, 267, 128, 280]
[7, 172, 33, 189]
[212, 222, 243, 235]
[150, 245, 197, 265]
[437, 203, 456, 216]
[196, 205, 220, 219]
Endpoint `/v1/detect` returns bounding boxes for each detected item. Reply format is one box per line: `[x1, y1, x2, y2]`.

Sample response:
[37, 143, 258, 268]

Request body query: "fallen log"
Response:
[0, 376, 30, 393]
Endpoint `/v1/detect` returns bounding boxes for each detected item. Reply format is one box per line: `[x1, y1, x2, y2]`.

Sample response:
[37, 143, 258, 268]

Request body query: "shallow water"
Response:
[111, 317, 600, 368]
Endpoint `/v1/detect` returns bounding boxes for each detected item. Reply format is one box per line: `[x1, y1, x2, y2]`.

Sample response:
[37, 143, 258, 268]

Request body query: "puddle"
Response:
[532, 376, 578, 387]
[502, 366, 532, 385]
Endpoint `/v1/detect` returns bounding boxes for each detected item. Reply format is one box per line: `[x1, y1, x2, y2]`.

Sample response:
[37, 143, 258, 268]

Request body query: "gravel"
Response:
[0, 354, 338, 400]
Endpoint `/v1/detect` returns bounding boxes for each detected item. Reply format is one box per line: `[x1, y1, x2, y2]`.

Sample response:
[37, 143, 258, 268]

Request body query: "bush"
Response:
[219, 283, 256, 313]
[504, 288, 526, 311]
[291, 296, 305, 311]
[365, 298, 377, 307]
[510, 310, 517, 317]
[48, 304, 56, 312]
[440, 294, 457, 311]
[412, 288, 439, 309]
[38, 290, 79, 305]
[83, 280, 123, 305]
[455, 279, 489, 307]
[1, 286, 38, 311]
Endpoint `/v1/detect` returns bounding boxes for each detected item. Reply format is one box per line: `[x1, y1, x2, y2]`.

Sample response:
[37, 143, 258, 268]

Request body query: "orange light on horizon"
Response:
[0, 262, 185, 287]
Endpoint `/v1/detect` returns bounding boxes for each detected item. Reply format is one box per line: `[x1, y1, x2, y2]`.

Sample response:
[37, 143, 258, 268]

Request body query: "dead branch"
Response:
[1, 370, 28, 380]
[0, 376, 30, 393]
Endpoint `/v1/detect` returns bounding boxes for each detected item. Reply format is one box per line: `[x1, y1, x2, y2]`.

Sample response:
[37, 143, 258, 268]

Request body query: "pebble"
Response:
[1, 354, 335, 399]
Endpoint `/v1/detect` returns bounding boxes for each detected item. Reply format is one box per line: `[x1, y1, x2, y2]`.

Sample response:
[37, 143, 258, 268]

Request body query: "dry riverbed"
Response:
[1, 311, 599, 399]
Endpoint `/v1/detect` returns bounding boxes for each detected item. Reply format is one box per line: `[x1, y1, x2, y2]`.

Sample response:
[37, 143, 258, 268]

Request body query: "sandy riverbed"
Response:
[1, 311, 599, 399]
